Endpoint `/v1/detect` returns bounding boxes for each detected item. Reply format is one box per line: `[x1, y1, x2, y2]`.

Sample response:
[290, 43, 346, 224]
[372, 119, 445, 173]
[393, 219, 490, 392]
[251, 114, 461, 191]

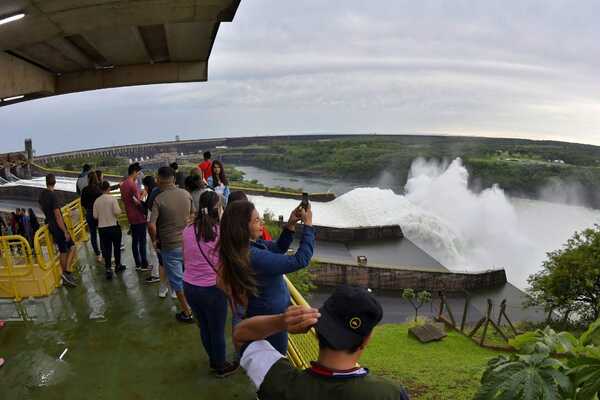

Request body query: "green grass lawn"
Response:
[362, 324, 503, 400]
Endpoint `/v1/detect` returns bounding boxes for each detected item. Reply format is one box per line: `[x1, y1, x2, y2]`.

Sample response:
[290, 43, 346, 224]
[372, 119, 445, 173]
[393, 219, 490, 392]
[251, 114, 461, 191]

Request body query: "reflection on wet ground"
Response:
[0, 234, 254, 400]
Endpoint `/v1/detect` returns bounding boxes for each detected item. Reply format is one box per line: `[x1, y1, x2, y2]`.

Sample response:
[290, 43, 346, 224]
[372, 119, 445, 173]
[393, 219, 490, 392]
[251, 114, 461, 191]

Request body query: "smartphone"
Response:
[300, 192, 310, 210]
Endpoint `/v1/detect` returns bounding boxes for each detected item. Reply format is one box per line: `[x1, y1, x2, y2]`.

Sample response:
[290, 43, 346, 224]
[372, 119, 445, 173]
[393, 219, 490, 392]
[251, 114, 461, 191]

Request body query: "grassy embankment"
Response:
[364, 324, 500, 400]
[45, 155, 130, 177]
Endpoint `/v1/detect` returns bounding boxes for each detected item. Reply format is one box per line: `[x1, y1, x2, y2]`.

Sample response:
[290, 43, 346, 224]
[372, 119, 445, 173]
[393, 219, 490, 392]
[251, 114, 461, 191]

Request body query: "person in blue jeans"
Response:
[149, 166, 195, 323]
[183, 191, 239, 378]
[219, 200, 315, 355]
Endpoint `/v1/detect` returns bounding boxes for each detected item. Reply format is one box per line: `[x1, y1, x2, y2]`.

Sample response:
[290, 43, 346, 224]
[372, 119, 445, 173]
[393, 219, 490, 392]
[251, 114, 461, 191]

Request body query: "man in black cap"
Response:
[234, 285, 410, 399]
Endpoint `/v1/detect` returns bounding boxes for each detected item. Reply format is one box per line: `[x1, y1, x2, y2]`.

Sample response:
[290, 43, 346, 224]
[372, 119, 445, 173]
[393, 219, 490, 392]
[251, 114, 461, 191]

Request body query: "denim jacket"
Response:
[246, 225, 315, 319]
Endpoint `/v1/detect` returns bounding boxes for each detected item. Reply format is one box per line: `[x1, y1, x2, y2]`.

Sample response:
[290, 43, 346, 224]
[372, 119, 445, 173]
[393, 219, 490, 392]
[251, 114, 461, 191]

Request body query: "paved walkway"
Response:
[0, 234, 255, 399]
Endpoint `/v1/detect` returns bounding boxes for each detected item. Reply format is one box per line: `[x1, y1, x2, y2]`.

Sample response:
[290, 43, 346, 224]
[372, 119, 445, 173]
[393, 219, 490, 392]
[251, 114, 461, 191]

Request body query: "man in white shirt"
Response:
[93, 181, 125, 280]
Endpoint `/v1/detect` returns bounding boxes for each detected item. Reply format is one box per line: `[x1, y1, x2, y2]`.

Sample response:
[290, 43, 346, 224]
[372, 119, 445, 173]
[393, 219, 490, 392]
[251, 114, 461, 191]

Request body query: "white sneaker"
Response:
[158, 285, 168, 298]
[170, 289, 177, 299]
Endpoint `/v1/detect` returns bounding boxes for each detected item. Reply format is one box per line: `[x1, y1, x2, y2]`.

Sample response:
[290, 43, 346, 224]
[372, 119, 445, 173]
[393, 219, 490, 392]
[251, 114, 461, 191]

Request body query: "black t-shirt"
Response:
[81, 184, 103, 212]
[39, 189, 62, 230]
[175, 171, 185, 189]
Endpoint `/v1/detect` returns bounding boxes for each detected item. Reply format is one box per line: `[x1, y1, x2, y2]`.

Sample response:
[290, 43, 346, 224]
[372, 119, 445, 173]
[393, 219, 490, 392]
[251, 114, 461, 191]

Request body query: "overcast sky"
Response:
[2, 0, 600, 154]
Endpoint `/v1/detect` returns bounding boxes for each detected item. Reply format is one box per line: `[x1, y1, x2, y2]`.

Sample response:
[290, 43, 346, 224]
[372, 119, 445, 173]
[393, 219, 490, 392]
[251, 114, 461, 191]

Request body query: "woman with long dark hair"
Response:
[219, 200, 315, 354]
[207, 160, 230, 205]
[183, 191, 239, 378]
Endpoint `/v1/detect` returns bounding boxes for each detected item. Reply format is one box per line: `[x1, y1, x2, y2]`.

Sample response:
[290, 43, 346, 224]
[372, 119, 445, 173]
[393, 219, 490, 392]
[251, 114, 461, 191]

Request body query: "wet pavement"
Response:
[0, 236, 255, 400]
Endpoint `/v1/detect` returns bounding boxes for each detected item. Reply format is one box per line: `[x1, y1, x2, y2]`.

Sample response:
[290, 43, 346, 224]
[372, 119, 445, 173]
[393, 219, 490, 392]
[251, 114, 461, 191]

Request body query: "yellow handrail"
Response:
[0, 197, 86, 300]
[284, 275, 320, 369]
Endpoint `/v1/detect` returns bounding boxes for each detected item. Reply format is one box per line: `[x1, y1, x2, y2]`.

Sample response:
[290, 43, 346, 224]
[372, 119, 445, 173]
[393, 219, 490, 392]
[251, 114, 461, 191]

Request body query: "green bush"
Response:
[475, 320, 600, 400]
[402, 289, 432, 322]
[527, 225, 600, 325]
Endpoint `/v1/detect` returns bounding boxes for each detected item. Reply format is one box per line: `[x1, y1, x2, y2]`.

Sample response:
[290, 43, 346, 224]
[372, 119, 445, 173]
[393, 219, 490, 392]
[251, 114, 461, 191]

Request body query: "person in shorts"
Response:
[148, 166, 195, 323]
[38, 174, 77, 287]
[234, 285, 410, 400]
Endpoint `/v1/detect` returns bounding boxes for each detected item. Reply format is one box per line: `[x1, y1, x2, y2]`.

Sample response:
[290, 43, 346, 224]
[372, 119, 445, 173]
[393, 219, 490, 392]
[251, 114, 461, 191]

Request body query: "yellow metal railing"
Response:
[0, 198, 86, 300]
[284, 275, 320, 369]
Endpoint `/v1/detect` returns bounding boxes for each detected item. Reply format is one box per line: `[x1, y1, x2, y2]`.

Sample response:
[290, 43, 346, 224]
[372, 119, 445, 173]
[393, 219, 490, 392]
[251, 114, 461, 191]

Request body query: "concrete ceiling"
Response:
[0, 0, 240, 107]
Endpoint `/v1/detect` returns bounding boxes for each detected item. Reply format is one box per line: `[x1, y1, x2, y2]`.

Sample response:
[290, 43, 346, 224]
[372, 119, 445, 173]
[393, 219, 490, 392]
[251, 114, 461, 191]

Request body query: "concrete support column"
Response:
[0, 52, 56, 100]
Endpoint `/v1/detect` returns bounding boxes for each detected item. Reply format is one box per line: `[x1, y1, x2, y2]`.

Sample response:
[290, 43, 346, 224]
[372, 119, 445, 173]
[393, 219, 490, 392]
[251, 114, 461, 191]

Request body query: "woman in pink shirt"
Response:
[182, 191, 239, 378]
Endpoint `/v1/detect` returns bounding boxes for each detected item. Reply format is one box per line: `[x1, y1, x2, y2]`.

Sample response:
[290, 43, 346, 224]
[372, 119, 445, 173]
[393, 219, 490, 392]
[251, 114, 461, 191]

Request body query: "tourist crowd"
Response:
[0, 207, 40, 247]
[29, 151, 409, 398]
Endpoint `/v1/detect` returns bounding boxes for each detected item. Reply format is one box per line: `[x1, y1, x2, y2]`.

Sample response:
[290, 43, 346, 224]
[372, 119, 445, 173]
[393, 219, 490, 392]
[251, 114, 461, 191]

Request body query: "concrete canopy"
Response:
[0, 0, 240, 107]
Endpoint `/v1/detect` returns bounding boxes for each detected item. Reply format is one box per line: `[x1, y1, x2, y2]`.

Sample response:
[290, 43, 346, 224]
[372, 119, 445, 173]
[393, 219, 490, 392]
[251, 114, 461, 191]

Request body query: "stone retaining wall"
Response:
[311, 262, 507, 292]
[285, 223, 403, 242]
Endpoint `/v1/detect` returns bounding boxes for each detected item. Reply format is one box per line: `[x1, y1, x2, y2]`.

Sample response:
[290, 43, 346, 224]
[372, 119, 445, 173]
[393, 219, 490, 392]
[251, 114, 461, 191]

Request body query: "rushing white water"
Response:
[250, 158, 600, 289]
[1, 176, 78, 192]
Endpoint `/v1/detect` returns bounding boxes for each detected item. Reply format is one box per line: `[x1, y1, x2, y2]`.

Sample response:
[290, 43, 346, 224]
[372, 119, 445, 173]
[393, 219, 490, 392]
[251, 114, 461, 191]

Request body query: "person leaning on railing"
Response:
[234, 286, 410, 400]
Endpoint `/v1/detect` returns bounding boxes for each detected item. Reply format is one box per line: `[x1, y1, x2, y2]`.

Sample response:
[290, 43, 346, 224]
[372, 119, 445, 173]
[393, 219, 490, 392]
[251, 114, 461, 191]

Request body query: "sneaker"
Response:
[96, 255, 103, 263]
[175, 311, 194, 324]
[105, 270, 113, 280]
[61, 272, 78, 287]
[145, 276, 160, 284]
[215, 361, 239, 378]
[135, 265, 151, 272]
[158, 285, 169, 298]
[115, 265, 126, 274]
[170, 289, 177, 299]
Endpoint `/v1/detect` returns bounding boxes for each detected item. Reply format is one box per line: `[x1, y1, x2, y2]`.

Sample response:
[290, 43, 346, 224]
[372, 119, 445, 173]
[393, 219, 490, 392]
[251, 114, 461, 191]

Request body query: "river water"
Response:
[237, 161, 600, 290]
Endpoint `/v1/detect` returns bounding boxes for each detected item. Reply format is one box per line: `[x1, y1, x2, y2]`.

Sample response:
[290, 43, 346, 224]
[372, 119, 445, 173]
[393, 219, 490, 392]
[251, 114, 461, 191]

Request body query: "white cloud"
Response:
[1, 0, 600, 153]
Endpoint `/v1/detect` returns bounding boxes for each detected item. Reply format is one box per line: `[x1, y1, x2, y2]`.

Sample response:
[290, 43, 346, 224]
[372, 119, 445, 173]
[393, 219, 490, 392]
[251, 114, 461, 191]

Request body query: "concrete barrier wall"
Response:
[285, 224, 404, 242]
[311, 262, 507, 292]
[242, 187, 335, 202]
[0, 186, 76, 206]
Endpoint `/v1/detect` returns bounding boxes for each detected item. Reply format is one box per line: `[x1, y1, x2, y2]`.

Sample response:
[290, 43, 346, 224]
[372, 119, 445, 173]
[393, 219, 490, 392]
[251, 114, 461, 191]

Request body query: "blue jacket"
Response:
[246, 225, 315, 319]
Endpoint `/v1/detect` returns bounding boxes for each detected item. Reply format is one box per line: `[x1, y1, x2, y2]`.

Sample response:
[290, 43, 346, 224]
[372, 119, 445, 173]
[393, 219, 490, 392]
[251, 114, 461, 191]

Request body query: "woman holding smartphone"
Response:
[218, 200, 315, 354]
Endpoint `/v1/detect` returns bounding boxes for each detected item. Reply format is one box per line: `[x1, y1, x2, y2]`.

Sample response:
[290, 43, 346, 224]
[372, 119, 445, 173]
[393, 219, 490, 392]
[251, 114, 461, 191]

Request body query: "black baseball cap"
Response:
[315, 285, 383, 350]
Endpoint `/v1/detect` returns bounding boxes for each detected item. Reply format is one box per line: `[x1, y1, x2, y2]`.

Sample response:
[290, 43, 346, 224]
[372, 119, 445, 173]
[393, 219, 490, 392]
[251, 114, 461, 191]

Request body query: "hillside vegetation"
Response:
[219, 135, 600, 207]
